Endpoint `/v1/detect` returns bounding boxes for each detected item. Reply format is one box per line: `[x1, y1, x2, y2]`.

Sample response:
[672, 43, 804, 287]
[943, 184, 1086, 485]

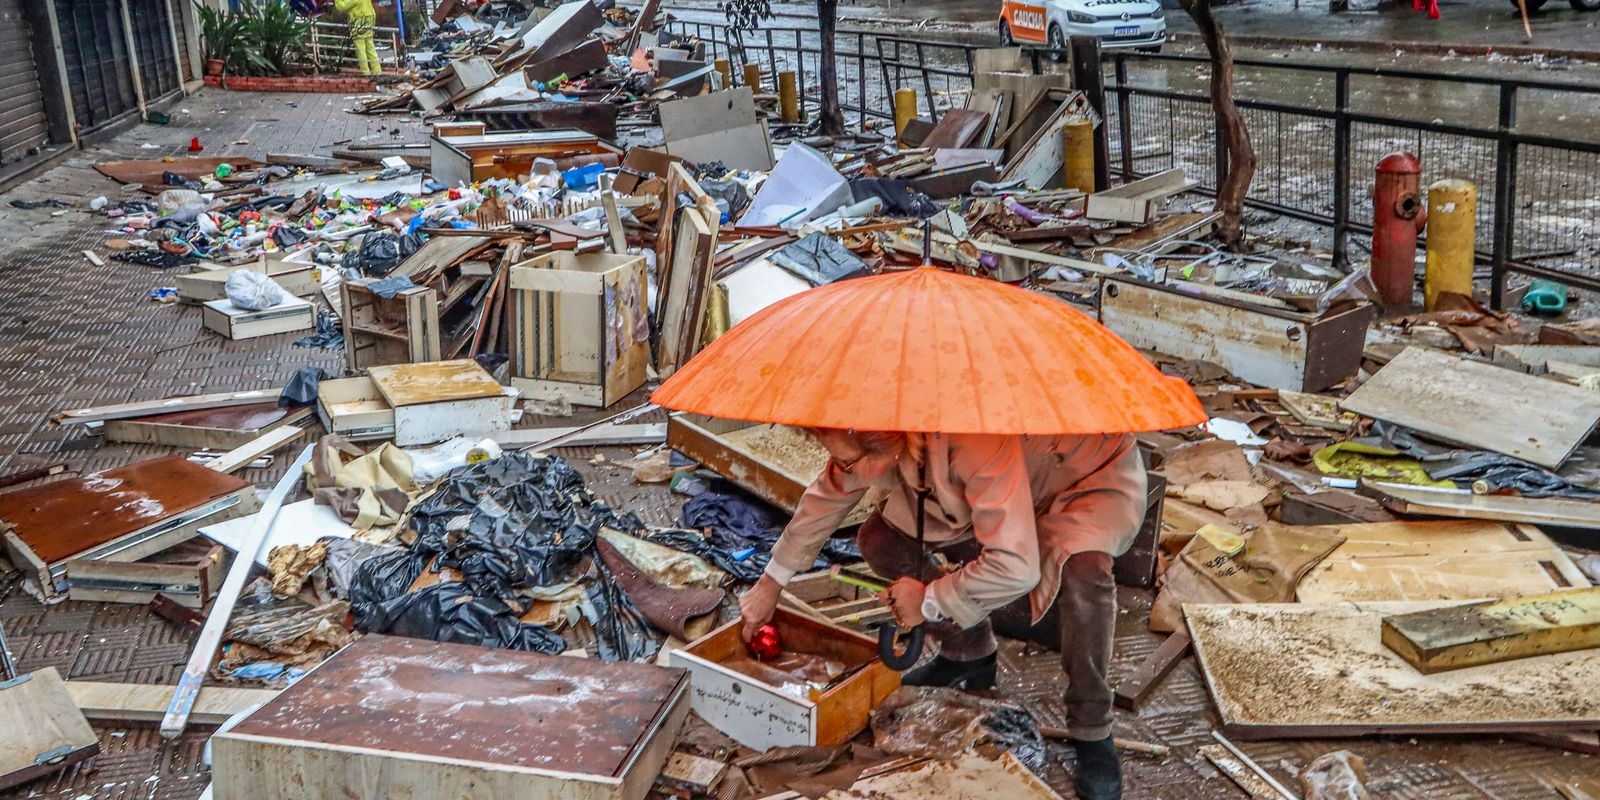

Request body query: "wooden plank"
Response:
[1361, 480, 1600, 530]
[1340, 346, 1600, 469]
[162, 446, 314, 738]
[1380, 587, 1600, 674]
[53, 388, 284, 426]
[0, 463, 65, 490]
[1197, 745, 1285, 800]
[204, 424, 309, 474]
[0, 667, 99, 791]
[1296, 520, 1589, 604]
[490, 423, 666, 448]
[1112, 629, 1191, 711]
[105, 405, 312, 451]
[67, 681, 279, 726]
[1277, 389, 1352, 432]
[602, 190, 627, 255]
[1084, 168, 1194, 224]
[1184, 601, 1600, 739]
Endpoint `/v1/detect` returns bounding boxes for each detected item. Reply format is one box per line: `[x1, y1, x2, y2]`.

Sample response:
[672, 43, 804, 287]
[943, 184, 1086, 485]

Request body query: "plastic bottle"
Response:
[1522, 279, 1567, 316]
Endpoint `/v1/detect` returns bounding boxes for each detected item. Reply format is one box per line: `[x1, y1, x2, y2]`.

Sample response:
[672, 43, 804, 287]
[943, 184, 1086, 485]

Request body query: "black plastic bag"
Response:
[342, 231, 424, 277]
[347, 546, 429, 607]
[355, 581, 567, 654]
[272, 225, 309, 248]
[848, 178, 940, 218]
[279, 366, 332, 406]
[293, 312, 344, 351]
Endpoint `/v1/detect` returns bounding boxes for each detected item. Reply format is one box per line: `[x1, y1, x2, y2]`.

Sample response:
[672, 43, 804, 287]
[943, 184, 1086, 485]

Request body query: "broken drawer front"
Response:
[316, 377, 396, 441]
[1097, 277, 1373, 392]
[202, 296, 315, 341]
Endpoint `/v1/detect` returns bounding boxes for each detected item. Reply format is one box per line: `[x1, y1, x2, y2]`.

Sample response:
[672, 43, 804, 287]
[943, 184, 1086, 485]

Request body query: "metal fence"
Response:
[665, 20, 1600, 306]
[303, 19, 404, 72]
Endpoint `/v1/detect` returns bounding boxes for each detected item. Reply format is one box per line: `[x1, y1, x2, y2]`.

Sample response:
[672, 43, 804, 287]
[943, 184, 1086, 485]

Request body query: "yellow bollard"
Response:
[778, 71, 799, 123]
[714, 58, 731, 90]
[893, 88, 918, 139]
[743, 63, 762, 91]
[702, 283, 731, 347]
[1424, 179, 1477, 311]
[1063, 115, 1096, 193]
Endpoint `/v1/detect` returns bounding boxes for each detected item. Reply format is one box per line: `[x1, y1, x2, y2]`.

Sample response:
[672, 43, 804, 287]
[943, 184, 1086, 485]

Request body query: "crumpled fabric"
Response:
[305, 435, 418, 528]
[679, 489, 860, 578]
[1312, 441, 1454, 488]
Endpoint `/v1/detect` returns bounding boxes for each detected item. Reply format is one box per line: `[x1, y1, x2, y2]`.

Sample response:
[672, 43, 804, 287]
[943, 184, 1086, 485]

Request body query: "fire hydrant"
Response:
[1371, 152, 1427, 310]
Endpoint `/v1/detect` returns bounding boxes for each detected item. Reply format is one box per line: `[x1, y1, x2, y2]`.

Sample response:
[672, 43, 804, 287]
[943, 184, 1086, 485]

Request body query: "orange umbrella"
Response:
[653, 266, 1205, 434]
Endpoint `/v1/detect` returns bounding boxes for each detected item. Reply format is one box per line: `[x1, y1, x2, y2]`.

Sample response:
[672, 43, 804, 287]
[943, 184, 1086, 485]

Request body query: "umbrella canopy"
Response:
[652, 267, 1206, 435]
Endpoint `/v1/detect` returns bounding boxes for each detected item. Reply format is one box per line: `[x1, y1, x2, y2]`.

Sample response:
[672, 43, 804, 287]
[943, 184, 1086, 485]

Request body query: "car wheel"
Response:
[999, 20, 1014, 45]
[1048, 24, 1067, 61]
[1569, 0, 1599, 11]
[1512, 0, 1549, 10]
[1138, 44, 1163, 53]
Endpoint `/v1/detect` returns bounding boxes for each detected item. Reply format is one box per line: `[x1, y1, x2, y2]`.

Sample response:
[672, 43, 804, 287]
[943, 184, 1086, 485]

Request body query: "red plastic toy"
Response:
[750, 623, 781, 661]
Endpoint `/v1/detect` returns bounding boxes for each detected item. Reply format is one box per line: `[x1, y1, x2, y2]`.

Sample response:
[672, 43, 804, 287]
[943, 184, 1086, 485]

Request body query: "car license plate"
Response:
[1114, 25, 1139, 36]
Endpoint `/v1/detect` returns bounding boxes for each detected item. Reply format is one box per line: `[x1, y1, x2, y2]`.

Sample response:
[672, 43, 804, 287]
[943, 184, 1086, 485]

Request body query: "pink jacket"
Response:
[765, 432, 1147, 630]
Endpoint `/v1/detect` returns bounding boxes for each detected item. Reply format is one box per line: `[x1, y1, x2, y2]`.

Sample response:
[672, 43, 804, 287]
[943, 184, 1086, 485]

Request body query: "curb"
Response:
[1164, 30, 1595, 61]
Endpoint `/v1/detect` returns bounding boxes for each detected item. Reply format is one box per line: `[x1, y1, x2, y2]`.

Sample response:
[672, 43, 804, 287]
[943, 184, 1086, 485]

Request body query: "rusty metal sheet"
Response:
[227, 634, 688, 776]
[0, 456, 248, 564]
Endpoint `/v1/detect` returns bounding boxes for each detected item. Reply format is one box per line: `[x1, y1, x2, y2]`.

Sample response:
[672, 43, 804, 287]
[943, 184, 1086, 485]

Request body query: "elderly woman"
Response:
[739, 428, 1146, 800]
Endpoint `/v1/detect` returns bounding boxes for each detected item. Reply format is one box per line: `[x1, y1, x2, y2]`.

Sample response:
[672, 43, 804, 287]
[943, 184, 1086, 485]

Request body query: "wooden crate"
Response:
[212, 635, 690, 800]
[508, 251, 649, 408]
[669, 608, 901, 751]
[340, 279, 442, 372]
[201, 295, 314, 341]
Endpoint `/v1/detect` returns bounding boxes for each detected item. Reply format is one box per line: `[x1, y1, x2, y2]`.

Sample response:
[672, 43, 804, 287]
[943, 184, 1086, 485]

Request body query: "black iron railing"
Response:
[664, 19, 1600, 307]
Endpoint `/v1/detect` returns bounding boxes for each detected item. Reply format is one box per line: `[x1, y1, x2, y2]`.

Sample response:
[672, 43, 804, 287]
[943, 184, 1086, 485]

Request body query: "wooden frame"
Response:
[669, 609, 900, 751]
[103, 405, 311, 450]
[506, 251, 649, 408]
[1084, 168, 1195, 224]
[340, 279, 443, 372]
[655, 164, 721, 377]
[65, 545, 224, 608]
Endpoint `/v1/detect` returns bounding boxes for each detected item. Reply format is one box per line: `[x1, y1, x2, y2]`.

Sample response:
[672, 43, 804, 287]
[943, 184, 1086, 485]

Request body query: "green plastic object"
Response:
[214, 163, 233, 179]
[1522, 279, 1567, 316]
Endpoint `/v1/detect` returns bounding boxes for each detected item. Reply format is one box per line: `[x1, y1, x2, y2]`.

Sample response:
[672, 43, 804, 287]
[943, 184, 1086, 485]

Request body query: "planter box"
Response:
[201, 295, 314, 341]
[669, 608, 900, 751]
[508, 251, 649, 408]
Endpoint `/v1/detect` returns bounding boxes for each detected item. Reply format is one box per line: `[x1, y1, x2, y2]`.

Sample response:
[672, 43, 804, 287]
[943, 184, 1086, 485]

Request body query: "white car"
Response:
[998, 0, 1168, 53]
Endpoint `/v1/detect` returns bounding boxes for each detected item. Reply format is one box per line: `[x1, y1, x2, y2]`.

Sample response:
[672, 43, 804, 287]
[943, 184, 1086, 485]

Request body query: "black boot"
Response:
[1071, 736, 1122, 800]
[900, 653, 997, 690]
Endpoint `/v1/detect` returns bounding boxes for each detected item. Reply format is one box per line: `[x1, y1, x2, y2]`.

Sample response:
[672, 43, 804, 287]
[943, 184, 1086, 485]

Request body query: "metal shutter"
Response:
[55, 0, 140, 133]
[0, 0, 49, 166]
[130, 0, 180, 100]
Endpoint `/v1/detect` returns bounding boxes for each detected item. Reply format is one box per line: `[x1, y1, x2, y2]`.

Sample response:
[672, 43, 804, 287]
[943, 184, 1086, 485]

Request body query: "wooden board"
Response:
[1084, 168, 1194, 224]
[104, 404, 310, 450]
[1296, 520, 1589, 604]
[368, 359, 504, 408]
[212, 634, 690, 800]
[1340, 346, 1600, 468]
[67, 681, 279, 725]
[0, 456, 250, 565]
[205, 425, 309, 474]
[1361, 480, 1600, 530]
[1381, 587, 1600, 674]
[1185, 601, 1600, 738]
[1112, 629, 1191, 711]
[53, 388, 284, 426]
[0, 667, 99, 791]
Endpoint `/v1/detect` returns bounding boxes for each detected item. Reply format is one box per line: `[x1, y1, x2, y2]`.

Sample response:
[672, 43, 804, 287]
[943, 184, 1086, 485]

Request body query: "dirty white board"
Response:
[660, 87, 774, 172]
[1184, 601, 1600, 739]
[1339, 346, 1600, 468]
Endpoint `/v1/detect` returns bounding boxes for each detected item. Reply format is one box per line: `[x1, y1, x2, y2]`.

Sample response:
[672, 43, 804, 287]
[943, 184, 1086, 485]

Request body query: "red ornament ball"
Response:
[750, 623, 781, 660]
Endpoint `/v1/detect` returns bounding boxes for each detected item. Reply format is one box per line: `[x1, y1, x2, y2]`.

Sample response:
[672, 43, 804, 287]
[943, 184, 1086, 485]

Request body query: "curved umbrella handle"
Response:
[877, 622, 924, 671]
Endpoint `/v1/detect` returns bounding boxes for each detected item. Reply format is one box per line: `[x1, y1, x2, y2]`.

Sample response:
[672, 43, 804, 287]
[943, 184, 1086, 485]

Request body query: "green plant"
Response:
[194, 2, 270, 75]
[238, 0, 314, 75]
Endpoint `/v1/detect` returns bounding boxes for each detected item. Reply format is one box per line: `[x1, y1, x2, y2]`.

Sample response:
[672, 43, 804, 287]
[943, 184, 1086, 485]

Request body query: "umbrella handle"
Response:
[878, 622, 924, 671]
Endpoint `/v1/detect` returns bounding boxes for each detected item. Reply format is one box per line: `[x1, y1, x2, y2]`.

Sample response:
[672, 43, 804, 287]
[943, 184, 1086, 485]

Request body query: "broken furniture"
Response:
[211, 634, 690, 800]
[1341, 345, 1600, 468]
[1085, 168, 1195, 224]
[658, 87, 774, 171]
[1097, 275, 1375, 392]
[430, 128, 614, 185]
[316, 359, 516, 445]
[506, 250, 649, 408]
[0, 658, 99, 791]
[1185, 601, 1600, 739]
[669, 608, 900, 751]
[0, 456, 257, 597]
[65, 544, 224, 608]
[201, 295, 315, 341]
[340, 278, 443, 371]
[102, 402, 312, 450]
[174, 259, 321, 306]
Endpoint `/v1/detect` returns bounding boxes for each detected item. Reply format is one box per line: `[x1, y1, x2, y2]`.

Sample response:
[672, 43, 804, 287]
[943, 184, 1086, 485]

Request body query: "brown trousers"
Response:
[857, 513, 1116, 740]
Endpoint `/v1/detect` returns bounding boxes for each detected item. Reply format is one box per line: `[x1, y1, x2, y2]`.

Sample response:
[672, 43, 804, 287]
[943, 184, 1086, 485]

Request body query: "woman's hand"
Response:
[880, 577, 927, 628]
[739, 575, 785, 642]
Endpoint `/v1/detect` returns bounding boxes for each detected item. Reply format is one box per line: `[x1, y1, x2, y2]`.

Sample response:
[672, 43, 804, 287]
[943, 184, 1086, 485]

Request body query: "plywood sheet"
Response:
[0, 667, 98, 790]
[1340, 346, 1600, 468]
[67, 681, 279, 725]
[368, 359, 504, 408]
[1363, 480, 1600, 530]
[0, 456, 248, 564]
[1185, 601, 1600, 737]
[225, 634, 687, 777]
[1296, 520, 1588, 603]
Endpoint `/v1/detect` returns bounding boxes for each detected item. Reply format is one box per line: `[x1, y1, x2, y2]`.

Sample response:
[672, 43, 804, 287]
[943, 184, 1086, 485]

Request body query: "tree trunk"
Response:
[816, 0, 846, 136]
[1180, 0, 1255, 249]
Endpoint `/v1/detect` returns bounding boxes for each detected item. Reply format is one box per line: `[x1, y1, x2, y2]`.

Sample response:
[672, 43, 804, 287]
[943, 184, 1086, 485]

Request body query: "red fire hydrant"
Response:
[1372, 152, 1428, 310]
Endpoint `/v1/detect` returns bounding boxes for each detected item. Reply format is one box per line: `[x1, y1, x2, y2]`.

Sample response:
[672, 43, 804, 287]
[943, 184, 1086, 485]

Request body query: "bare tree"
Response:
[1179, 0, 1255, 248]
[723, 0, 846, 136]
